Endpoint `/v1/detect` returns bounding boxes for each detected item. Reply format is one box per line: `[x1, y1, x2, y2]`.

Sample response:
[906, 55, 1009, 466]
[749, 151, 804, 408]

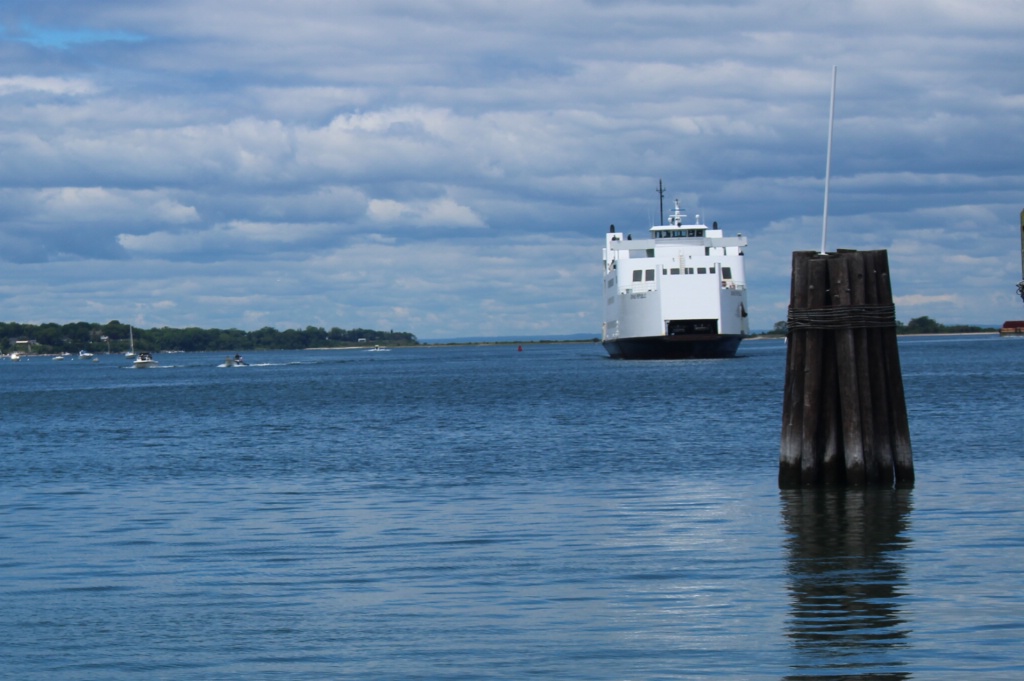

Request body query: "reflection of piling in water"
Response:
[781, 488, 912, 680]
[780, 250, 914, 488]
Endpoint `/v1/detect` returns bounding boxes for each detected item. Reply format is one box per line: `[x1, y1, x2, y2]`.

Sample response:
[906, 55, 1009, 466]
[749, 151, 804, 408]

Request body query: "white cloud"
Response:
[0, 76, 96, 96]
[20, 188, 200, 225]
[117, 219, 337, 254]
[220, 220, 335, 243]
[117, 231, 195, 255]
[895, 293, 959, 307]
[368, 197, 485, 229]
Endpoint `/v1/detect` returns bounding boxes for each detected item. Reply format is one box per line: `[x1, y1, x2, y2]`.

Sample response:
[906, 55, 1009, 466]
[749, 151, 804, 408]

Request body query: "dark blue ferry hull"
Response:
[602, 334, 743, 360]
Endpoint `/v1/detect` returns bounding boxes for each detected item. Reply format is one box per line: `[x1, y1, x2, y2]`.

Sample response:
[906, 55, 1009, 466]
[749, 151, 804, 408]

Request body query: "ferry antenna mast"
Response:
[657, 179, 665, 226]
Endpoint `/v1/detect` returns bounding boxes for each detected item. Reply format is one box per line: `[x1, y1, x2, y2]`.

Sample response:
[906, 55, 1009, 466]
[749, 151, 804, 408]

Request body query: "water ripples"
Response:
[2, 339, 1023, 678]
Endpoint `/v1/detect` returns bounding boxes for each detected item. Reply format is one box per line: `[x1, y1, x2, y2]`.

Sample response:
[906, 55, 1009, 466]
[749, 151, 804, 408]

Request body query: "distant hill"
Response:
[421, 333, 599, 344]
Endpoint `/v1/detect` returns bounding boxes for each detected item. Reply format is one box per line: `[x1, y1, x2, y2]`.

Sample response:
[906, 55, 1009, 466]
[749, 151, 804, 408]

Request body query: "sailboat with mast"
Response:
[125, 325, 158, 367]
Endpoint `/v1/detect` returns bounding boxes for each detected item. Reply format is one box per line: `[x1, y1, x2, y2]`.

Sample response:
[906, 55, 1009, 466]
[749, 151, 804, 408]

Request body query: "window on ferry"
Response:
[697, 230, 704, 237]
[646, 249, 655, 257]
[722, 267, 732, 279]
[710, 267, 715, 274]
[705, 247, 710, 256]
[645, 269, 655, 281]
[670, 268, 680, 275]
[685, 267, 694, 274]
[672, 230, 682, 237]
[688, 230, 695, 237]
[697, 267, 707, 274]
[607, 278, 615, 288]
[633, 270, 643, 282]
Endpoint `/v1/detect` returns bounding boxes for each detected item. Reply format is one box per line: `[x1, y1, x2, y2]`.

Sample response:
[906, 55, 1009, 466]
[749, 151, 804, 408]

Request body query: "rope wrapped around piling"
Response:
[779, 249, 913, 490]
[787, 304, 895, 330]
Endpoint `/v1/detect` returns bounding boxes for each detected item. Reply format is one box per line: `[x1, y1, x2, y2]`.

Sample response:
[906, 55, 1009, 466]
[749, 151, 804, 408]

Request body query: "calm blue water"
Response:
[1, 337, 1021, 680]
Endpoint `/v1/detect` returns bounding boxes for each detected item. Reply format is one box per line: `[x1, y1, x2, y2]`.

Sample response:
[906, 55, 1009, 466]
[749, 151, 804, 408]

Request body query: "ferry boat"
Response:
[601, 198, 749, 359]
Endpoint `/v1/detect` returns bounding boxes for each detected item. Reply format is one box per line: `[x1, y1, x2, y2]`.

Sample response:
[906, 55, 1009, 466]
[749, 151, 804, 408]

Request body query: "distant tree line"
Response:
[766, 315, 992, 336]
[1, 320, 418, 354]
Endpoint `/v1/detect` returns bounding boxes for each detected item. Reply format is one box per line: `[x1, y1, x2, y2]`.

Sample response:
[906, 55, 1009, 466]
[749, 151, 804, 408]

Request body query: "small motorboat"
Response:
[222, 354, 248, 367]
[133, 351, 158, 368]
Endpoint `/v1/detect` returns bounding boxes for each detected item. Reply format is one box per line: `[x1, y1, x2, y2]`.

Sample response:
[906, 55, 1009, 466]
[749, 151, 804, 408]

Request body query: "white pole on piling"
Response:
[820, 66, 837, 255]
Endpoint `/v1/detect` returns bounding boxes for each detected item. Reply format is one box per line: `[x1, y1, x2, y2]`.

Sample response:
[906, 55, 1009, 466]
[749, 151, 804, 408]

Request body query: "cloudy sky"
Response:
[2, 1, 1022, 339]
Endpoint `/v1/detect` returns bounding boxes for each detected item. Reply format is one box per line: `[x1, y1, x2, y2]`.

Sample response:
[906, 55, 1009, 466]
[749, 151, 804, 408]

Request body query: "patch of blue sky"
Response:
[7, 24, 146, 49]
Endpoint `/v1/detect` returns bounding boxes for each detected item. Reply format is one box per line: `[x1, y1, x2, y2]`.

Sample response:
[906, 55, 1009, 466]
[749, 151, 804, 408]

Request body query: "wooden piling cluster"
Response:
[779, 250, 914, 488]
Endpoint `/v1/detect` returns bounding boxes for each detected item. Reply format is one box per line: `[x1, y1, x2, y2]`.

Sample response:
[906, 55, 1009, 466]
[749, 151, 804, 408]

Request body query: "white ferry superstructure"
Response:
[602, 199, 749, 359]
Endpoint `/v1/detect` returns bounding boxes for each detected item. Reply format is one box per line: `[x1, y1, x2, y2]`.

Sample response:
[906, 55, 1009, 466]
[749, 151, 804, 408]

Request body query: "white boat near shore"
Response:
[133, 351, 158, 368]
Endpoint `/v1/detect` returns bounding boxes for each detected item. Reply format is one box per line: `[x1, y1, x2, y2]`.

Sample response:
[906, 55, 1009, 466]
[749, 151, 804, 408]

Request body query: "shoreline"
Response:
[7, 331, 1006, 359]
